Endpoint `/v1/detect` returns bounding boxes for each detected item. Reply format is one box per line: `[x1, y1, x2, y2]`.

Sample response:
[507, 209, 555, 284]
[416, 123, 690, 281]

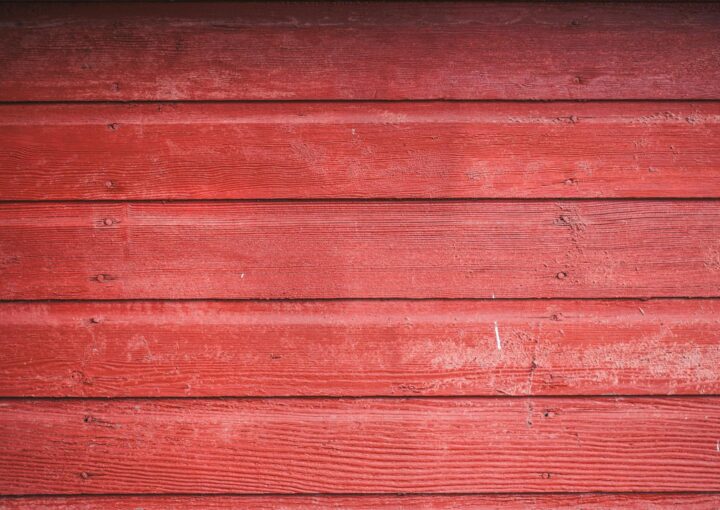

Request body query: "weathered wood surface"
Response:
[1, 300, 719, 397]
[2, 102, 719, 199]
[1, 201, 720, 299]
[2, 1, 719, 504]
[1, 398, 718, 494]
[2, 494, 720, 509]
[1, 3, 719, 101]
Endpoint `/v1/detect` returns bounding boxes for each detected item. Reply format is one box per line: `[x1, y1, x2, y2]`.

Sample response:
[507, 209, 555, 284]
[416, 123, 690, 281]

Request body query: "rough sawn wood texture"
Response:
[0, 1, 719, 508]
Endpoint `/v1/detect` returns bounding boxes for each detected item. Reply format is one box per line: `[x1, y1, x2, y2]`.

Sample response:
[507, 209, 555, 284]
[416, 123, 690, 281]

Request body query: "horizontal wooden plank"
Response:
[1, 201, 720, 299]
[1, 3, 719, 100]
[2, 102, 720, 199]
[2, 494, 720, 510]
[2, 300, 719, 397]
[1, 397, 719, 494]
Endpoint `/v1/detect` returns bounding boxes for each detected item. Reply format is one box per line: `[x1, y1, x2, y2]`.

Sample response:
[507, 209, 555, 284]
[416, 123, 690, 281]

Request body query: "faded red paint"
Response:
[0, 2, 719, 508]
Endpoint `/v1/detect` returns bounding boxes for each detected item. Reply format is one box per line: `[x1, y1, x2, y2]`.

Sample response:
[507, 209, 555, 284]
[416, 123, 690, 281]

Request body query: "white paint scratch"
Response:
[491, 293, 501, 350]
[494, 320, 502, 351]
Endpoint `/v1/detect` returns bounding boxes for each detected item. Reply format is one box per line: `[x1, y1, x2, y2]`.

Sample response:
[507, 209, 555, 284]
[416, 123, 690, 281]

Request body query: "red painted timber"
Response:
[2, 102, 720, 199]
[1, 201, 720, 299]
[2, 494, 720, 509]
[1, 300, 719, 397]
[1, 3, 719, 100]
[1, 398, 719, 494]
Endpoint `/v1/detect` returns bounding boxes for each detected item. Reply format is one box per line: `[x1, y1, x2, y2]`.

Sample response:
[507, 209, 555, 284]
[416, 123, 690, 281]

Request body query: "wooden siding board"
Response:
[1, 201, 720, 299]
[3, 494, 720, 509]
[1, 2, 719, 101]
[1, 102, 720, 200]
[1, 300, 719, 397]
[0, 397, 719, 494]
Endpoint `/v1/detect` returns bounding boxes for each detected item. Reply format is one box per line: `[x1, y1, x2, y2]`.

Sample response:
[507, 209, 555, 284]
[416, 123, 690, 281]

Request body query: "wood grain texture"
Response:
[2, 300, 720, 397]
[2, 102, 720, 199]
[1, 398, 719, 494]
[3, 494, 720, 509]
[1, 2, 719, 101]
[3, 0, 720, 505]
[1, 201, 720, 299]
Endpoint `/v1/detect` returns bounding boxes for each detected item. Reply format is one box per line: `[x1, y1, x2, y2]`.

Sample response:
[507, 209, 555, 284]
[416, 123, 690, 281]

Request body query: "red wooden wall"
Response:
[1, 2, 719, 508]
